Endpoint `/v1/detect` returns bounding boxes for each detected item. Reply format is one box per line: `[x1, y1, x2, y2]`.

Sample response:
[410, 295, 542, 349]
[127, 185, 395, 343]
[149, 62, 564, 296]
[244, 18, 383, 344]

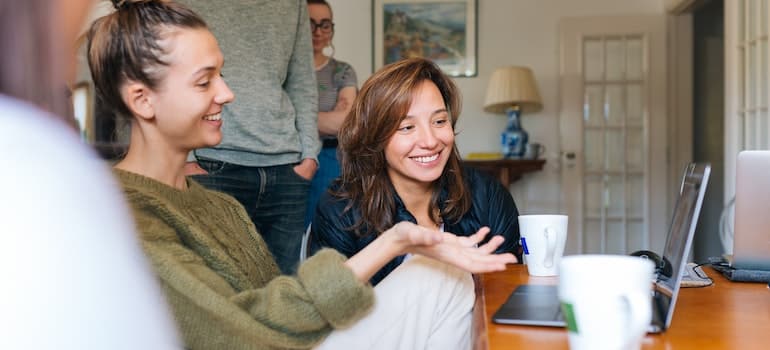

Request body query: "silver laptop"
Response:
[492, 163, 711, 333]
[729, 151, 770, 270]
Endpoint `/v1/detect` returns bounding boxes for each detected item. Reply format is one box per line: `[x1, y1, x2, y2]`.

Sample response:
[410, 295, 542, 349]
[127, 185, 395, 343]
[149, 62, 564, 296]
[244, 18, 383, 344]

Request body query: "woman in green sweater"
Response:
[87, 1, 516, 349]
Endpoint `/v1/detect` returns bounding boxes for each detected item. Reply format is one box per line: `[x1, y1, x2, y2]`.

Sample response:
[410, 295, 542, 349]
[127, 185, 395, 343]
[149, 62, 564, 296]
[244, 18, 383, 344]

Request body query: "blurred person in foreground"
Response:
[0, 0, 179, 348]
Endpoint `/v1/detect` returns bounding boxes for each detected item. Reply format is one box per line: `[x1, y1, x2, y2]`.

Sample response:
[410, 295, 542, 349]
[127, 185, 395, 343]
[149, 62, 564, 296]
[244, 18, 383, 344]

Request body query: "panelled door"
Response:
[559, 16, 669, 254]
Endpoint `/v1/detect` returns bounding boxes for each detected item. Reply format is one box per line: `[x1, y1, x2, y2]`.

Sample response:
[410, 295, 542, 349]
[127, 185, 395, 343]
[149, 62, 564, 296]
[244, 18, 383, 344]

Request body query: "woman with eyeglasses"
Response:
[305, 0, 359, 225]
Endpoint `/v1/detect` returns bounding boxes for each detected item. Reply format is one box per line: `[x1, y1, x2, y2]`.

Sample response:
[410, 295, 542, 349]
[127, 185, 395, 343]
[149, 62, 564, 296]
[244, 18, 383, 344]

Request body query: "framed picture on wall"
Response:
[373, 0, 477, 77]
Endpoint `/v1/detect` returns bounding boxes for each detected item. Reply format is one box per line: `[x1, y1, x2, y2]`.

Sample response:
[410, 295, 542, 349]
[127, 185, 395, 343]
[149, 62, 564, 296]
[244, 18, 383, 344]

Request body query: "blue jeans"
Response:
[192, 159, 310, 274]
[306, 146, 341, 226]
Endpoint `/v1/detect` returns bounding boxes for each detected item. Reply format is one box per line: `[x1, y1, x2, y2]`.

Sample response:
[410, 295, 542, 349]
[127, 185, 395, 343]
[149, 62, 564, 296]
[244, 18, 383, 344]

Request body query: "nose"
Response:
[215, 80, 235, 105]
[417, 125, 439, 149]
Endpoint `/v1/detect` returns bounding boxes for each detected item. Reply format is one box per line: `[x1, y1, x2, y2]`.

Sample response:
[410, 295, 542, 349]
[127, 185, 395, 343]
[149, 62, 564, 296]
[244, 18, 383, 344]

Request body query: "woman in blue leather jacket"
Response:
[310, 58, 521, 285]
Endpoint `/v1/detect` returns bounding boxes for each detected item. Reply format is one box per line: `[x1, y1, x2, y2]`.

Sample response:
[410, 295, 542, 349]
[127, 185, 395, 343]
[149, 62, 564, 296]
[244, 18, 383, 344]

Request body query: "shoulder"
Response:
[460, 165, 517, 213]
[462, 166, 502, 194]
[314, 186, 357, 227]
[187, 179, 259, 231]
[312, 185, 362, 242]
[330, 59, 357, 82]
[331, 58, 355, 72]
[190, 179, 245, 211]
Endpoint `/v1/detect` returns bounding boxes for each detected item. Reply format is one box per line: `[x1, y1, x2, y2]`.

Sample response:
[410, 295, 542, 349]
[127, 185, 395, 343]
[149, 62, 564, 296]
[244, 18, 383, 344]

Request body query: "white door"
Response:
[559, 16, 669, 255]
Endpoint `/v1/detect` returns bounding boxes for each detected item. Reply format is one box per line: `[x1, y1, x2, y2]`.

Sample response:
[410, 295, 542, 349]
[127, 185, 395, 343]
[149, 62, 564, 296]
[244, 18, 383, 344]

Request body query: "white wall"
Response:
[328, 0, 665, 214]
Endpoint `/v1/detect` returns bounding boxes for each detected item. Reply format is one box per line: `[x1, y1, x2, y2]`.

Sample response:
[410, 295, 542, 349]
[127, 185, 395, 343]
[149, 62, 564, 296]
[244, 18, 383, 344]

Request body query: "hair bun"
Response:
[112, 0, 127, 10]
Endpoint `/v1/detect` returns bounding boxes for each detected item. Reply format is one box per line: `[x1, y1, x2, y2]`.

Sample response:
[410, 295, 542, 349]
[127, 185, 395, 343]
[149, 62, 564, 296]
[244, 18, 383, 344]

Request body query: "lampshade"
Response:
[483, 66, 543, 114]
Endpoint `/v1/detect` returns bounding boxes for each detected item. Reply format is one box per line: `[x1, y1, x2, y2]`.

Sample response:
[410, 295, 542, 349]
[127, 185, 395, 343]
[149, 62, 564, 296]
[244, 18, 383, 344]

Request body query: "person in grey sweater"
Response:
[181, 0, 320, 274]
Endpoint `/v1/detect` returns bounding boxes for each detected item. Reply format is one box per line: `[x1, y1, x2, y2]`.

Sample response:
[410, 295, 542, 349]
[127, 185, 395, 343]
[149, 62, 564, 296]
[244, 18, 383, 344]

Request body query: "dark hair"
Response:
[87, 0, 207, 119]
[0, 0, 72, 124]
[336, 58, 470, 236]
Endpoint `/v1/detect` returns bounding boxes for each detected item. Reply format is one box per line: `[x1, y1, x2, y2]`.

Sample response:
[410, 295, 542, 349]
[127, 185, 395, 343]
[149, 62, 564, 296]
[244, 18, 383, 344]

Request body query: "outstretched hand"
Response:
[346, 222, 517, 283]
[410, 226, 518, 274]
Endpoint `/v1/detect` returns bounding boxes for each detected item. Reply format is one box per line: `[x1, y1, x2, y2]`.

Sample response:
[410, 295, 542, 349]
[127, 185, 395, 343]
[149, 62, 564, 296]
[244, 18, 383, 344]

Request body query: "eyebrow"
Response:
[404, 108, 449, 119]
[192, 66, 216, 78]
[191, 59, 225, 80]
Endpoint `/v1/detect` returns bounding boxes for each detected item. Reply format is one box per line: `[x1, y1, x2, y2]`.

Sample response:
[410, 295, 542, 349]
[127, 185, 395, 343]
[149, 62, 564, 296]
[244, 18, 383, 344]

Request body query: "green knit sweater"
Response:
[114, 169, 374, 349]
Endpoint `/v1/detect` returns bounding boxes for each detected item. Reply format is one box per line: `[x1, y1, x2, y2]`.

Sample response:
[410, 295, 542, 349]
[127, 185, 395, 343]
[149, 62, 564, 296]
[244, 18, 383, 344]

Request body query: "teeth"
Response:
[413, 154, 439, 163]
[203, 113, 221, 121]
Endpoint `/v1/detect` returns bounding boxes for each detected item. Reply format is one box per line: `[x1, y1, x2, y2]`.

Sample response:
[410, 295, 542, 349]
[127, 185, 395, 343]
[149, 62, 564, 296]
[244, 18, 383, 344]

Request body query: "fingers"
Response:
[477, 235, 505, 254]
[469, 226, 491, 243]
[452, 226, 491, 248]
[462, 252, 517, 273]
[415, 236, 518, 274]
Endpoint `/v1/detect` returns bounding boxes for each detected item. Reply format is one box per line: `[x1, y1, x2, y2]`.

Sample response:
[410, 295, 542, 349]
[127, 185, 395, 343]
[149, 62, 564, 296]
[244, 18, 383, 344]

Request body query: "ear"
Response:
[121, 81, 155, 121]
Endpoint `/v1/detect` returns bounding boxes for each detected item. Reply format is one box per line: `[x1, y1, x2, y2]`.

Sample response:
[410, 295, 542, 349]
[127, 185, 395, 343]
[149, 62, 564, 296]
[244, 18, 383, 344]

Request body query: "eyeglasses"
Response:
[310, 19, 334, 33]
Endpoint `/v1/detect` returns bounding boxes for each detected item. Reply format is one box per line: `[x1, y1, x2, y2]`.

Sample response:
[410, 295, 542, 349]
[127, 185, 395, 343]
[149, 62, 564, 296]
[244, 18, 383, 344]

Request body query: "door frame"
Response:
[558, 15, 671, 254]
[667, 13, 695, 211]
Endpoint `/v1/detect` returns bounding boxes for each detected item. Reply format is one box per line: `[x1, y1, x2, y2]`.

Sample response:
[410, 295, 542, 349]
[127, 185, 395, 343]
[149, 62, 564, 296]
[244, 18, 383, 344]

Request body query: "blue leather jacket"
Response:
[310, 167, 521, 285]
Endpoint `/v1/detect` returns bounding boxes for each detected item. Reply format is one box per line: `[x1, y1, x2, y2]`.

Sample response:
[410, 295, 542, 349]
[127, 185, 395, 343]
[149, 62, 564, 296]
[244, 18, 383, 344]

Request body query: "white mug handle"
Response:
[543, 226, 557, 268]
[620, 292, 652, 349]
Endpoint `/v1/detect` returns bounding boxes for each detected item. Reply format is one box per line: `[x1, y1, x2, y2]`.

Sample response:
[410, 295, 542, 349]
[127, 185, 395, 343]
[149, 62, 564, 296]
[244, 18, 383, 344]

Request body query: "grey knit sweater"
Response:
[183, 0, 320, 166]
[114, 169, 374, 349]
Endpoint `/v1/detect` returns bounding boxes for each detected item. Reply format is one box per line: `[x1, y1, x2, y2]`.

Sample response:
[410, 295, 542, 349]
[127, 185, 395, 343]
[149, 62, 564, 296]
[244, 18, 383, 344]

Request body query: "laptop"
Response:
[492, 163, 711, 333]
[728, 151, 770, 271]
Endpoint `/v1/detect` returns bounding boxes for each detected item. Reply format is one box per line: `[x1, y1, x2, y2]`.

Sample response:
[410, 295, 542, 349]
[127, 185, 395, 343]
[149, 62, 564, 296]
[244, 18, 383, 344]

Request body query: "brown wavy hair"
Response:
[86, 0, 207, 120]
[335, 58, 470, 236]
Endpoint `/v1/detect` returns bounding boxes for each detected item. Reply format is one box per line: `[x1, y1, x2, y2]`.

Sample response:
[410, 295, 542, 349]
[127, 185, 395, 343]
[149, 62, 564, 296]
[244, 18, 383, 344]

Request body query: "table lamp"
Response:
[483, 66, 543, 158]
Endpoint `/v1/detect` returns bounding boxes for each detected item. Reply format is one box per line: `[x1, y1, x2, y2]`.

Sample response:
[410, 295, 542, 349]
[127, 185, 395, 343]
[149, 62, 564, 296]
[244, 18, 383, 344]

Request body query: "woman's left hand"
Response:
[412, 227, 518, 273]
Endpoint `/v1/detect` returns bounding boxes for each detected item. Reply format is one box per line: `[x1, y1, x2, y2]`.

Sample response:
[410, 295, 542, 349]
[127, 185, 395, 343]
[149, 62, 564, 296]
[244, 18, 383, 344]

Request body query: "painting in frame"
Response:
[373, 0, 477, 77]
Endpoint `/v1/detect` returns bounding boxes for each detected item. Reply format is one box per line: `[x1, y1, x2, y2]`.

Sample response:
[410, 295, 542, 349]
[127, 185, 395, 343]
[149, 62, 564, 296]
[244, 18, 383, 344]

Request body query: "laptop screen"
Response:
[733, 150, 770, 270]
[653, 163, 711, 330]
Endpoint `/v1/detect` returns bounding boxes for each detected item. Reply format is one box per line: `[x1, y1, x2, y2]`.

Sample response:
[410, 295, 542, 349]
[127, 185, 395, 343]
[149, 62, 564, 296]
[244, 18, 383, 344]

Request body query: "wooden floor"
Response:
[473, 264, 770, 350]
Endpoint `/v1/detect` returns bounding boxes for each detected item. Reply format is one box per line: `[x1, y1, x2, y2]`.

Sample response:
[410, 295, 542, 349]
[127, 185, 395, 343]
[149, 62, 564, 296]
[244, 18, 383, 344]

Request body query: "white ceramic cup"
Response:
[518, 215, 568, 276]
[558, 255, 655, 350]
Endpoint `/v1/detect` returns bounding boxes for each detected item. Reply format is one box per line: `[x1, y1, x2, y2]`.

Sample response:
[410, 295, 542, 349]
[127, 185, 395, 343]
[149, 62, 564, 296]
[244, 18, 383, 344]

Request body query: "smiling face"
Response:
[385, 80, 454, 191]
[308, 3, 333, 54]
[147, 28, 234, 151]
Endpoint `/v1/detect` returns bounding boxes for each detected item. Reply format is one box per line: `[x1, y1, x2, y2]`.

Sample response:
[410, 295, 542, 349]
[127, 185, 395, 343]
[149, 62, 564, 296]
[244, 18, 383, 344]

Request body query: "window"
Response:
[725, 0, 770, 251]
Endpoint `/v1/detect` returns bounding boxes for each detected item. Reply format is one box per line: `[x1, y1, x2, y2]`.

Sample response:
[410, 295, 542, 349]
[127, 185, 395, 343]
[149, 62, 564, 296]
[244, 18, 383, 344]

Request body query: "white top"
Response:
[0, 95, 180, 349]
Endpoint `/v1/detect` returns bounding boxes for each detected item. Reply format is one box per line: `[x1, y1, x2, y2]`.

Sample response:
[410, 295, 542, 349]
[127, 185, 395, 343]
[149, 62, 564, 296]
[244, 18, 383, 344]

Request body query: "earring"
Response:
[322, 42, 335, 58]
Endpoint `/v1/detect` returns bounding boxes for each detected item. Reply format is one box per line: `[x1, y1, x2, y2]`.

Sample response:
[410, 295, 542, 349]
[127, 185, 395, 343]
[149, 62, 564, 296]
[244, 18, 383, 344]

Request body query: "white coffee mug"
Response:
[558, 255, 655, 350]
[518, 215, 568, 276]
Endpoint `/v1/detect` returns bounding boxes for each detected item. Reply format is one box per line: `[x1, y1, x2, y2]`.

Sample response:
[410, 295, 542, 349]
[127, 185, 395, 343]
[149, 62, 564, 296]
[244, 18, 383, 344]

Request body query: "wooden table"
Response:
[463, 159, 546, 188]
[474, 265, 770, 349]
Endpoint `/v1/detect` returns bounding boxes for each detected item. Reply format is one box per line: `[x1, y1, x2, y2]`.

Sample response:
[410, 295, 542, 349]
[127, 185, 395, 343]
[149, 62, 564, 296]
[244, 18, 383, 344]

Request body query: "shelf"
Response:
[462, 158, 546, 188]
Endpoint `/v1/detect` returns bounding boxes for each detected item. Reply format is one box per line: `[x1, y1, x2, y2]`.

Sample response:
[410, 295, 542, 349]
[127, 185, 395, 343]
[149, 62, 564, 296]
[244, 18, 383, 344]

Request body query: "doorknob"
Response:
[562, 151, 577, 168]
